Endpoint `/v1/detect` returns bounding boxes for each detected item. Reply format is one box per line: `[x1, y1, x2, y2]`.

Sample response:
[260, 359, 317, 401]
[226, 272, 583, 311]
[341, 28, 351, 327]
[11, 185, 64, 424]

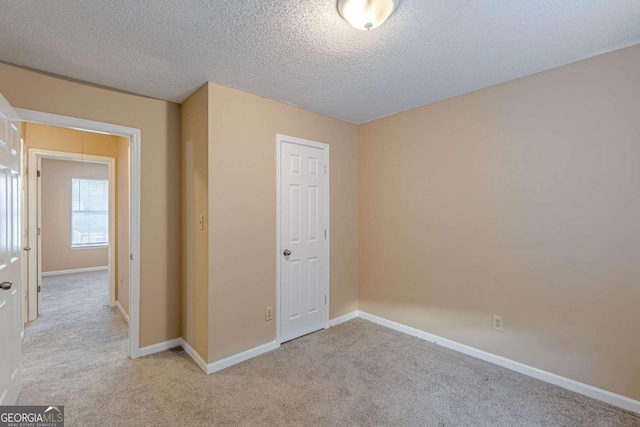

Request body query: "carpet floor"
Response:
[18, 271, 640, 426]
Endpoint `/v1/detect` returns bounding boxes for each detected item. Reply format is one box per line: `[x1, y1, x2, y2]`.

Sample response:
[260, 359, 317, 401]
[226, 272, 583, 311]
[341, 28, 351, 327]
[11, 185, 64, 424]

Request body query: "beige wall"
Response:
[358, 45, 640, 400]
[7, 42, 637, 401]
[40, 159, 108, 272]
[180, 84, 209, 359]
[207, 83, 359, 362]
[24, 122, 118, 158]
[1, 63, 181, 347]
[116, 136, 130, 314]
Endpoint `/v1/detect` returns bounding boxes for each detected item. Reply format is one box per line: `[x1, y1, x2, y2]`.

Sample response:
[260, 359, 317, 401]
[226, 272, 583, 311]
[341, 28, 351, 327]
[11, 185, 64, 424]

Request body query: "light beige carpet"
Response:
[18, 271, 640, 426]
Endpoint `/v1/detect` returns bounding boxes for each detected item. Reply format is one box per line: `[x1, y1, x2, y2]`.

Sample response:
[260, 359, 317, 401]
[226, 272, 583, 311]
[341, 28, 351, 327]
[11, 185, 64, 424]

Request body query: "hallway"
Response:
[18, 271, 128, 411]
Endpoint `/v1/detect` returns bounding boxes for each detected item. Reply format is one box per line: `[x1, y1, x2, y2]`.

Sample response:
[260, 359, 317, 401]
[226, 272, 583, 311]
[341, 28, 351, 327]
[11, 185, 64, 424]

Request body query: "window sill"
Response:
[71, 244, 109, 251]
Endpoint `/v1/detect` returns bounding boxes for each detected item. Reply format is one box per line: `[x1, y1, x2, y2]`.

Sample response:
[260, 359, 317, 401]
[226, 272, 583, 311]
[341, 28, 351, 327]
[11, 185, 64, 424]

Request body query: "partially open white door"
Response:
[0, 93, 23, 405]
[278, 135, 329, 343]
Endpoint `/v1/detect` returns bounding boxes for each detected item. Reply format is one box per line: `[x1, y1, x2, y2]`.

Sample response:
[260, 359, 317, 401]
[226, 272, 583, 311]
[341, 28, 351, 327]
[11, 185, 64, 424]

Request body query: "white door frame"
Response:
[275, 134, 330, 345]
[20, 139, 28, 327]
[17, 108, 142, 359]
[27, 149, 116, 312]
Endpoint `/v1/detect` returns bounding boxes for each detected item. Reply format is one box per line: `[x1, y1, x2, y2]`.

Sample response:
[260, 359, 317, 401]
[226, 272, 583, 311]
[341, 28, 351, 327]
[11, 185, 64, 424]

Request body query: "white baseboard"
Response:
[358, 311, 640, 415]
[136, 336, 280, 375]
[180, 339, 280, 375]
[206, 341, 280, 374]
[137, 338, 182, 358]
[42, 266, 108, 277]
[180, 339, 209, 374]
[329, 310, 359, 327]
[115, 301, 129, 324]
[129, 310, 639, 414]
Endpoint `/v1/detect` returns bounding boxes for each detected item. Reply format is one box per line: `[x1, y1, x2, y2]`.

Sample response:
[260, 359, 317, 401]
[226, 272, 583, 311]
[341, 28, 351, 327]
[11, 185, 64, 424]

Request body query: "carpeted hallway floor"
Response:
[18, 271, 640, 426]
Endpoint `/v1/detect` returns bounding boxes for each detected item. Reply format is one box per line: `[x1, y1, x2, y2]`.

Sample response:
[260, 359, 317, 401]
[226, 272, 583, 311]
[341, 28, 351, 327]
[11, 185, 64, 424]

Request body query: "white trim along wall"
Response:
[138, 311, 640, 415]
[41, 266, 109, 277]
[349, 312, 640, 415]
[115, 301, 130, 324]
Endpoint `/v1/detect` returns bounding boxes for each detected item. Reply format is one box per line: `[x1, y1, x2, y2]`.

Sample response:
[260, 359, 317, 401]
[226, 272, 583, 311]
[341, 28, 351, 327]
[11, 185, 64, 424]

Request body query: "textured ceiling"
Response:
[1, 1, 639, 124]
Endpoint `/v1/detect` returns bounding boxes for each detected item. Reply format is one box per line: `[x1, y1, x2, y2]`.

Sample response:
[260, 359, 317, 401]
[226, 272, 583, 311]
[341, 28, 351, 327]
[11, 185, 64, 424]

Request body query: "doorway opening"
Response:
[28, 149, 117, 320]
[18, 110, 142, 358]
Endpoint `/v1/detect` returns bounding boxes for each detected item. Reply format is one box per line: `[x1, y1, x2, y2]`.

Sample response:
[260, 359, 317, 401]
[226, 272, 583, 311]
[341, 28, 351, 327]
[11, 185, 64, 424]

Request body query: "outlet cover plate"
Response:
[493, 314, 504, 332]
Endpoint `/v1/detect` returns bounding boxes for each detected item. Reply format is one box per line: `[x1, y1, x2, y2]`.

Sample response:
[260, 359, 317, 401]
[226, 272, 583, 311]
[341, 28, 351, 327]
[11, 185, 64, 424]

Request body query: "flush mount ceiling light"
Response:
[337, 0, 399, 31]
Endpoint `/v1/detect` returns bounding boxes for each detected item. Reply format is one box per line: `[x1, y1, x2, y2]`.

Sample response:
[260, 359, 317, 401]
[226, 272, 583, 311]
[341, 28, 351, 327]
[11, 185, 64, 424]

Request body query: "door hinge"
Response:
[37, 227, 41, 236]
[37, 285, 41, 293]
[324, 295, 327, 305]
[130, 253, 133, 261]
[324, 230, 327, 239]
[324, 164, 327, 174]
[37, 170, 41, 178]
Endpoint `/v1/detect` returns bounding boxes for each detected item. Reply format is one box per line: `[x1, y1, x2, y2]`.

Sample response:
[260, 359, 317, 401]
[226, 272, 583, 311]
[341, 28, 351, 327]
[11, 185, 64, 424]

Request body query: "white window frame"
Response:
[70, 177, 110, 249]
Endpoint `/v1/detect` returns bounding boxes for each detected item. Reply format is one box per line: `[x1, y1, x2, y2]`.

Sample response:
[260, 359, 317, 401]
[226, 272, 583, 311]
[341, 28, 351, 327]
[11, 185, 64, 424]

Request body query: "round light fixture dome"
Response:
[337, 0, 399, 31]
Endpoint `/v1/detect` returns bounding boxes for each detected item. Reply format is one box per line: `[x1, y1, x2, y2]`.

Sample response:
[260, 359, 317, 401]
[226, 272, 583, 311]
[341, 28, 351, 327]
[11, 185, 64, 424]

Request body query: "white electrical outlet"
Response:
[265, 307, 273, 321]
[493, 315, 504, 332]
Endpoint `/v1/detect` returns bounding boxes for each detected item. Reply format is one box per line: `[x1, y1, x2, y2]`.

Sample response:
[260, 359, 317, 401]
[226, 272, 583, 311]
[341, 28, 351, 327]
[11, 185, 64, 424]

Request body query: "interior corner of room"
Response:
[3, 45, 640, 418]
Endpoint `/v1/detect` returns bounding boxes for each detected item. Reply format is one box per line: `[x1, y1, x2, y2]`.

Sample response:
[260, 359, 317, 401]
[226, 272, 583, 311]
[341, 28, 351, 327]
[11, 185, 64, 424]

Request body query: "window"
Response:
[71, 178, 109, 247]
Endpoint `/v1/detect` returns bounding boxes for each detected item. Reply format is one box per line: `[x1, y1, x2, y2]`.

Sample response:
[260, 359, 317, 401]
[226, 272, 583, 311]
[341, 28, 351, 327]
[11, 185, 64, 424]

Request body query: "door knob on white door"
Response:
[0, 281, 12, 290]
[283, 249, 291, 257]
